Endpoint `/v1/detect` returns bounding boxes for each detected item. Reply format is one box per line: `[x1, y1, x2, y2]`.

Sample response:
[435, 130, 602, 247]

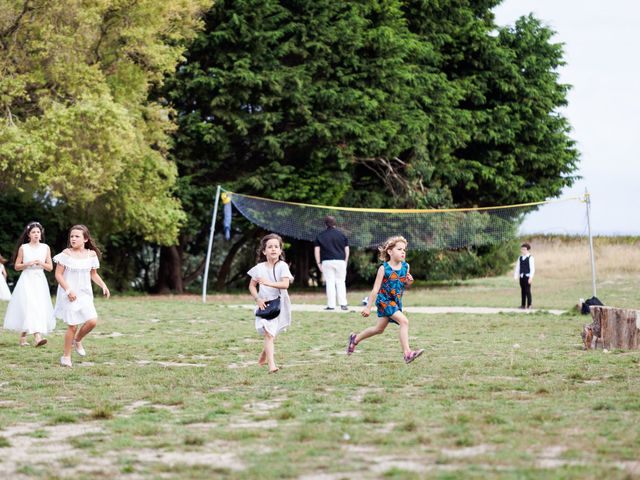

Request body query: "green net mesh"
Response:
[228, 192, 584, 250]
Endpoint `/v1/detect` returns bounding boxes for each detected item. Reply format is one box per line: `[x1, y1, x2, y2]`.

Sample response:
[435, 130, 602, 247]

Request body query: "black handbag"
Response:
[255, 262, 281, 320]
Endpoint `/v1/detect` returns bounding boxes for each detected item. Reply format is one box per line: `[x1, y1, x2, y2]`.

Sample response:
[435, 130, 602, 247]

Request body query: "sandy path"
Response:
[234, 304, 566, 315]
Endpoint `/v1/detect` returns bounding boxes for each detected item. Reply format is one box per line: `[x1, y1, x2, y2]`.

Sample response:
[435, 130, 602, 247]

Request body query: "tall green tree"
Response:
[403, 0, 578, 206]
[164, 0, 579, 290]
[0, 0, 211, 245]
[163, 0, 456, 290]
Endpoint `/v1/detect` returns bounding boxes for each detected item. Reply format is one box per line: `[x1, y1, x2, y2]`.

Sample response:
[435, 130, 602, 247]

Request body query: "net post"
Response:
[584, 188, 597, 298]
[202, 185, 222, 304]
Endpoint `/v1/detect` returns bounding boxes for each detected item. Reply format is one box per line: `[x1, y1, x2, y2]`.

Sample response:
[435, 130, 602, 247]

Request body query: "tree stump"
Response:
[582, 306, 640, 350]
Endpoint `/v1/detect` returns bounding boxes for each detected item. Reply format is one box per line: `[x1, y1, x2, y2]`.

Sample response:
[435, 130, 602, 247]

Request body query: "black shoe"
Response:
[519, 305, 526, 309]
[340, 305, 349, 311]
[324, 307, 335, 311]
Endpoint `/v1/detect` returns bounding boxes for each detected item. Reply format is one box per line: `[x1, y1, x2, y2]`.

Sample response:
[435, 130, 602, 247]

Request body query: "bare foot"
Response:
[258, 351, 267, 366]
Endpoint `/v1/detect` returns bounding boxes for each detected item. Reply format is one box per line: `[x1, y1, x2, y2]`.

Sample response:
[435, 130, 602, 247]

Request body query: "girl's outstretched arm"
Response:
[362, 265, 385, 317]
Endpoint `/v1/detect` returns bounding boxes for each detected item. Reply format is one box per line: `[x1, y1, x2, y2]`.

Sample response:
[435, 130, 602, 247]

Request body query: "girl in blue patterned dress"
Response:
[346, 236, 424, 363]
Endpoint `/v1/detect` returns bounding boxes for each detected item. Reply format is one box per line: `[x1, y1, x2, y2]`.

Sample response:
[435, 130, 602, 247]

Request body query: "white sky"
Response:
[493, 1, 640, 235]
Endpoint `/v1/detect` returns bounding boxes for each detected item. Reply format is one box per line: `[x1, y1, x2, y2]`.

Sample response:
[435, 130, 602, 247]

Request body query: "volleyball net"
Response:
[225, 190, 585, 251]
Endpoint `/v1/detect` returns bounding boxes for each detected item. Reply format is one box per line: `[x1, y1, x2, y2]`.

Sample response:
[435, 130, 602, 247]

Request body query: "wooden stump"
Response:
[583, 306, 640, 350]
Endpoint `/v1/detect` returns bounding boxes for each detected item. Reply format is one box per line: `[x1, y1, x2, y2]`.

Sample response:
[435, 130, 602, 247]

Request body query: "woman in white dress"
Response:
[0, 254, 11, 301]
[248, 233, 294, 373]
[54, 225, 110, 367]
[2, 222, 55, 346]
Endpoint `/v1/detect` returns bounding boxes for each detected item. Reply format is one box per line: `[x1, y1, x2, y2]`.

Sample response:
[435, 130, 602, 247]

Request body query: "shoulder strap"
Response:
[271, 261, 281, 294]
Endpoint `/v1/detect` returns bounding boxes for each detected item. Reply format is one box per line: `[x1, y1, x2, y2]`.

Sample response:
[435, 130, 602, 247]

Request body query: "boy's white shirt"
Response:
[514, 254, 535, 279]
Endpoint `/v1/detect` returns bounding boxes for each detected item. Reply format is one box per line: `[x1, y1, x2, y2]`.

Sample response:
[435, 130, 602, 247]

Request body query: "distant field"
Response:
[0, 237, 638, 479]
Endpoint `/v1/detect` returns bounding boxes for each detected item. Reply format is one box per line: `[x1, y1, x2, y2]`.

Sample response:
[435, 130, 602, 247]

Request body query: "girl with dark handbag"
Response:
[248, 234, 294, 373]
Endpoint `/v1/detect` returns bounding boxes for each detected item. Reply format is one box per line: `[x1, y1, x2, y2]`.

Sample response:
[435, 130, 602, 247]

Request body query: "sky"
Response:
[493, 0, 640, 235]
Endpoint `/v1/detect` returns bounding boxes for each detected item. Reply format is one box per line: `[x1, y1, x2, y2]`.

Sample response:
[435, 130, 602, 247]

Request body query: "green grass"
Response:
[0, 270, 639, 479]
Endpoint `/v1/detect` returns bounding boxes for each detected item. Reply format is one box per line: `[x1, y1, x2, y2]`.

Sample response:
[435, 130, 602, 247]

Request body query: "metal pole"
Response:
[202, 185, 222, 303]
[585, 188, 597, 298]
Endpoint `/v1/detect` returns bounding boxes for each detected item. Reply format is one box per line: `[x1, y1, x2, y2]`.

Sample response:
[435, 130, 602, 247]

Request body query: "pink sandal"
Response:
[404, 349, 424, 364]
[346, 333, 357, 355]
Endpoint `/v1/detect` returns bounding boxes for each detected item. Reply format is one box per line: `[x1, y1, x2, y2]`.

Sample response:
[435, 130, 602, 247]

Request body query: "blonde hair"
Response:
[378, 235, 408, 262]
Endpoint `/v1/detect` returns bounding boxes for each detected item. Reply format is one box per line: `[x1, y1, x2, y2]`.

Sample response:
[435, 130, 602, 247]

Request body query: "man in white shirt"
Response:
[514, 242, 535, 309]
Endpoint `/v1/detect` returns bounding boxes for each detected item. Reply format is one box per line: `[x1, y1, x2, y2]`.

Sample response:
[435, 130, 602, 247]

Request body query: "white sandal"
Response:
[72, 340, 86, 357]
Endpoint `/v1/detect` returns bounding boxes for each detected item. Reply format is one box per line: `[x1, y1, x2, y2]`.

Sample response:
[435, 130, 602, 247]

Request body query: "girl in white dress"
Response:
[0, 254, 11, 301]
[2, 222, 55, 347]
[54, 225, 110, 367]
[248, 233, 294, 373]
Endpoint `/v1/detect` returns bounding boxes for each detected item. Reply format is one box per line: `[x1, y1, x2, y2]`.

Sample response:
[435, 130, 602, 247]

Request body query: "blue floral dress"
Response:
[376, 261, 410, 323]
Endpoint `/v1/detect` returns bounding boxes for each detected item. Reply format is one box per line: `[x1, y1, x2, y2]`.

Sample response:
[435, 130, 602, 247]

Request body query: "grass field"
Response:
[1, 237, 639, 479]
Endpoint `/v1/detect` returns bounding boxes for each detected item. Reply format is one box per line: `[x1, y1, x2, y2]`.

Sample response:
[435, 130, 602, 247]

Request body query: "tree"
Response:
[163, 0, 578, 290]
[402, 0, 578, 207]
[163, 0, 457, 290]
[0, 0, 211, 245]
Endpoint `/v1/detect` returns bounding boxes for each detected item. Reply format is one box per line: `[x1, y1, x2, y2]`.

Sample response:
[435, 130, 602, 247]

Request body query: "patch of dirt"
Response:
[534, 445, 587, 468]
[136, 360, 207, 367]
[617, 461, 640, 475]
[0, 421, 247, 477]
[370, 457, 430, 474]
[229, 418, 279, 429]
[329, 411, 361, 419]
[298, 474, 356, 480]
[243, 399, 283, 413]
[122, 401, 183, 416]
[441, 444, 495, 458]
[132, 447, 244, 470]
[0, 422, 110, 478]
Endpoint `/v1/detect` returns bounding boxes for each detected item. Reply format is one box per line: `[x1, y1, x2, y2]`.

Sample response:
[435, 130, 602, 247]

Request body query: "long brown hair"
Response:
[256, 233, 285, 262]
[12, 221, 45, 263]
[68, 224, 102, 257]
[0, 254, 6, 265]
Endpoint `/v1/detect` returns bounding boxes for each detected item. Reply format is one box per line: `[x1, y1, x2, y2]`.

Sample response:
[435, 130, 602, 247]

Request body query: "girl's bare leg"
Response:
[63, 326, 77, 358]
[355, 317, 389, 344]
[390, 311, 411, 355]
[75, 318, 97, 345]
[258, 350, 267, 366]
[263, 333, 277, 372]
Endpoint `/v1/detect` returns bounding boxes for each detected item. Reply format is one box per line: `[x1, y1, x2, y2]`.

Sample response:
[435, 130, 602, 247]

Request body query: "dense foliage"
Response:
[0, 0, 211, 245]
[0, 0, 579, 290]
[164, 0, 578, 290]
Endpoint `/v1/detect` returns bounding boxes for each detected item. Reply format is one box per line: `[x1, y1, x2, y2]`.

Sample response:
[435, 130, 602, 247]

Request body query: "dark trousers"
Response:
[519, 276, 532, 307]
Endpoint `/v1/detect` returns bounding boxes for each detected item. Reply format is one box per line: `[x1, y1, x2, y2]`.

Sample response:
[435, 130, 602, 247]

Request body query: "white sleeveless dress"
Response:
[0, 264, 11, 301]
[53, 252, 100, 325]
[3, 243, 55, 334]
